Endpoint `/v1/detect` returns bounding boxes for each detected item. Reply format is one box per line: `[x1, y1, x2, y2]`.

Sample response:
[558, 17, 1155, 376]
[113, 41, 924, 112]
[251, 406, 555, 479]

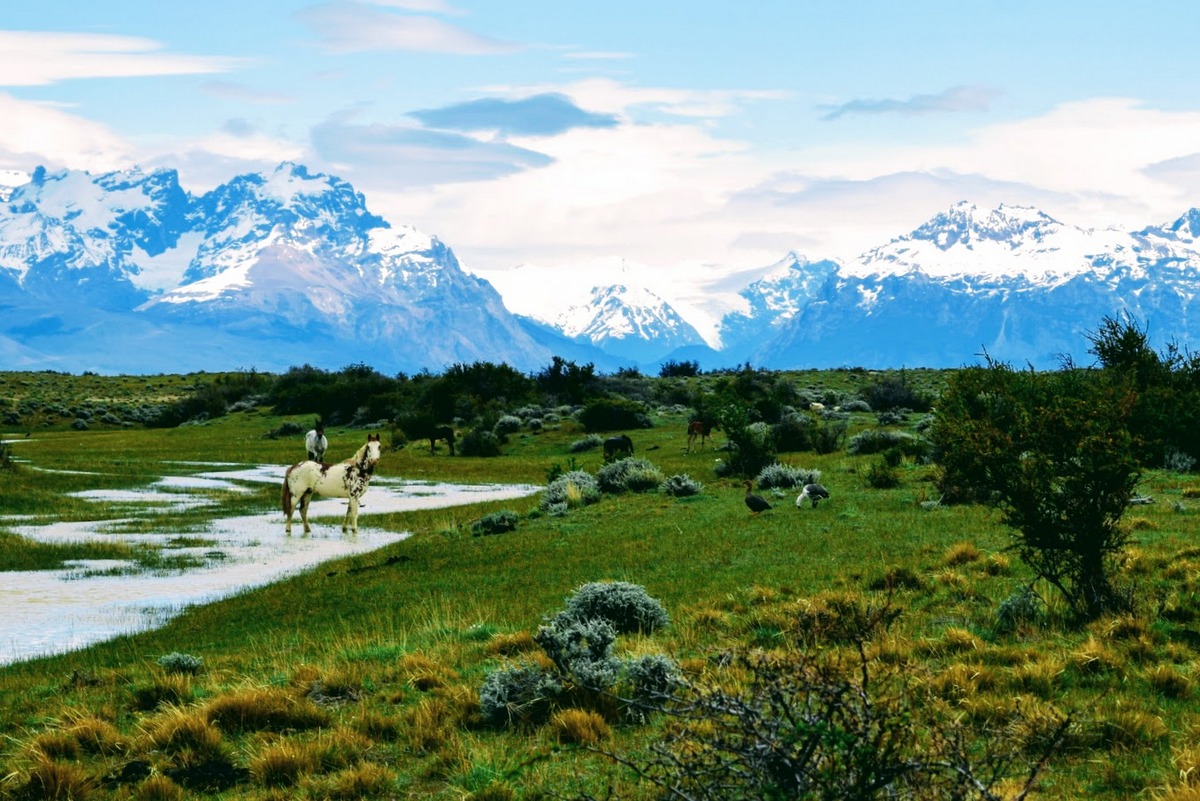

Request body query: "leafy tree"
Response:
[534, 356, 598, 405]
[658, 359, 700, 378]
[931, 359, 1140, 620]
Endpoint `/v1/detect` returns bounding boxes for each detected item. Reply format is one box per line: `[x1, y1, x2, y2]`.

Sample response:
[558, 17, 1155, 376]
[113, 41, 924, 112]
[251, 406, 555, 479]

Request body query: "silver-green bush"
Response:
[540, 470, 601, 510]
[661, 474, 704, 497]
[553, 581, 670, 634]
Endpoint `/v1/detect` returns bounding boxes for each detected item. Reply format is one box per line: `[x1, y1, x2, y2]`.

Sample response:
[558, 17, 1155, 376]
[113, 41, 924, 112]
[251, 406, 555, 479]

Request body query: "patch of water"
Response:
[0, 463, 542, 666]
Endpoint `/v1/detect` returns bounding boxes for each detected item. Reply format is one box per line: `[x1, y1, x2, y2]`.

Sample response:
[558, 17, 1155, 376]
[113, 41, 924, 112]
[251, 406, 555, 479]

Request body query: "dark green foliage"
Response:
[860, 369, 935, 413]
[578, 397, 652, 432]
[715, 405, 776, 478]
[995, 586, 1045, 634]
[771, 411, 815, 452]
[534, 356, 598, 405]
[552, 581, 670, 634]
[812, 419, 848, 454]
[659, 359, 700, 378]
[458, 428, 503, 457]
[864, 457, 901, 489]
[931, 359, 1140, 620]
[0, 438, 14, 471]
[471, 510, 519, 536]
[847, 428, 928, 458]
[568, 434, 603, 453]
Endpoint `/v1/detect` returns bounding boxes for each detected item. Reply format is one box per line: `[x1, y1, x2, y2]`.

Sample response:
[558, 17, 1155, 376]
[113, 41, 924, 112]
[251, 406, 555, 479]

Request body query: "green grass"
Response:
[3, 369, 1200, 798]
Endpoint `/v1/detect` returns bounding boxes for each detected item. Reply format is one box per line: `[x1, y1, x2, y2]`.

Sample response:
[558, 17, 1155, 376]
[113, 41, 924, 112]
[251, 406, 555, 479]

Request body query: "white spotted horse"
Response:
[282, 434, 382, 535]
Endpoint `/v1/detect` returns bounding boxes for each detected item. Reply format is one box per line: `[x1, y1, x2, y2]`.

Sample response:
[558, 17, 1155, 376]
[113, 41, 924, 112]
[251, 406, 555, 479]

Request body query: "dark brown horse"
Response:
[686, 419, 713, 452]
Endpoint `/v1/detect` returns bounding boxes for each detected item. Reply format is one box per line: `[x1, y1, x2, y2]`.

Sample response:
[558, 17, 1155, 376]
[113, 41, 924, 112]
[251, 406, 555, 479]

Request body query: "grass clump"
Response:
[660, 473, 703, 497]
[595, 457, 664, 493]
[204, 687, 331, 733]
[470, 510, 519, 537]
[540, 470, 600, 511]
[755, 462, 820, 490]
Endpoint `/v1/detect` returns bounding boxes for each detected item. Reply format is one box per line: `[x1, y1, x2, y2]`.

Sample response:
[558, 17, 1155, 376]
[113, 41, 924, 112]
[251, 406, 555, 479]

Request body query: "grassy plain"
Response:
[2, 368, 1200, 799]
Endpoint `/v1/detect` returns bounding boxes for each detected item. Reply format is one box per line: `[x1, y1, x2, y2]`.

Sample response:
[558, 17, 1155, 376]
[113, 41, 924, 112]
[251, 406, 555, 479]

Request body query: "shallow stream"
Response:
[0, 460, 540, 666]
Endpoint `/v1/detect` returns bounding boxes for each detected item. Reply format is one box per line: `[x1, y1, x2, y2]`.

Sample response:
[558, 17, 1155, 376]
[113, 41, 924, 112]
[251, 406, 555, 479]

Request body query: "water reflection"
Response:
[0, 464, 541, 666]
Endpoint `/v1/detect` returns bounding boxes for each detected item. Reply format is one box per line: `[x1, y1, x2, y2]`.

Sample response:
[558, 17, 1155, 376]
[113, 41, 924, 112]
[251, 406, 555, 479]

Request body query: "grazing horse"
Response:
[603, 434, 634, 460]
[282, 434, 381, 535]
[428, 425, 456, 456]
[686, 420, 713, 452]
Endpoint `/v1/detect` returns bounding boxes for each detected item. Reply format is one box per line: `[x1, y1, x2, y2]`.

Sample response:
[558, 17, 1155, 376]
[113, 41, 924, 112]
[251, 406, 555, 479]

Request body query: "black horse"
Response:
[603, 434, 634, 460]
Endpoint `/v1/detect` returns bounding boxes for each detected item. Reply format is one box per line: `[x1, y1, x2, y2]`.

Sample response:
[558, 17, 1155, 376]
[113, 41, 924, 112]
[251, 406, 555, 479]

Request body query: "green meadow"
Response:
[3, 368, 1200, 799]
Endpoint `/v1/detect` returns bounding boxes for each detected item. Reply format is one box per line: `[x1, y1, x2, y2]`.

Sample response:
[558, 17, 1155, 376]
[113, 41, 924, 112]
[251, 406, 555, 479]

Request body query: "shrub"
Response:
[458, 428, 503, 457]
[848, 428, 927, 457]
[771, 412, 814, 452]
[864, 457, 901, 489]
[860, 370, 935, 412]
[553, 581, 670, 634]
[494, 415, 522, 435]
[812, 420, 848, 454]
[661, 473, 704, 497]
[932, 360, 1140, 620]
[157, 652, 204, 675]
[535, 618, 623, 690]
[568, 434, 603, 453]
[755, 462, 821, 490]
[204, 688, 331, 733]
[540, 470, 600, 511]
[596, 457, 664, 494]
[471, 510, 519, 536]
[478, 662, 563, 727]
[579, 397, 652, 432]
[624, 653, 683, 707]
[995, 586, 1045, 634]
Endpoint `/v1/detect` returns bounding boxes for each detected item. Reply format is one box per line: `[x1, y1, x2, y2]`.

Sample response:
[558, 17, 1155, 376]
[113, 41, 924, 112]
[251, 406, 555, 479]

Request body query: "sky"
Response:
[3, 1, 1200, 339]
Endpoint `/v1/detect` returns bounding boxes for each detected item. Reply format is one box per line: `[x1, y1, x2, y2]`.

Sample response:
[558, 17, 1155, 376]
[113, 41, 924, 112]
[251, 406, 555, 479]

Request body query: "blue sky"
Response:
[3, 1, 1200, 329]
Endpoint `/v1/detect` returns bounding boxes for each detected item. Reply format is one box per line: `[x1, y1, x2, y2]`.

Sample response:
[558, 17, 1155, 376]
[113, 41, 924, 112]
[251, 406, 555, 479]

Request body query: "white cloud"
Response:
[0, 31, 241, 87]
[0, 93, 132, 172]
[294, 1, 518, 54]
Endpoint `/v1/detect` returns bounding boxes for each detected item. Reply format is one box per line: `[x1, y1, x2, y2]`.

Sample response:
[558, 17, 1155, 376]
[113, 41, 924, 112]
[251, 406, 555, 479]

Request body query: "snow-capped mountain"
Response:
[0, 162, 554, 374]
[750, 203, 1200, 368]
[6, 163, 1200, 376]
[551, 284, 706, 364]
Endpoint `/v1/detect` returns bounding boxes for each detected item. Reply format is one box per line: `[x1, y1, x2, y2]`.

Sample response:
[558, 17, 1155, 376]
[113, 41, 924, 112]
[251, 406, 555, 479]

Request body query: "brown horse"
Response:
[686, 420, 712, 452]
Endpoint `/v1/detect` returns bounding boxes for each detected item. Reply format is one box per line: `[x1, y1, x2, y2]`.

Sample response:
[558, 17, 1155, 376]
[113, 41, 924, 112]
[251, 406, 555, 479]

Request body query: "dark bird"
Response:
[796, 483, 830, 508]
[744, 481, 772, 514]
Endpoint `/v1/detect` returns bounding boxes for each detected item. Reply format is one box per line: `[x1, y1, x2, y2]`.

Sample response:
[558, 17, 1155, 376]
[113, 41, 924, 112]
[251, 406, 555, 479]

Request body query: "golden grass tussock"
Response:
[1092, 708, 1170, 752]
[1007, 658, 1066, 698]
[397, 652, 461, 691]
[916, 625, 983, 657]
[1069, 636, 1127, 677]
[1160, 784, 1200, 801]
[485, 630, 539, 657]
[64, 714, 127, 756]
[550, 708, 612, 746]
[13, 756, 97, 801]
[315, 762, 397, 800]
[981, 553, 1012, 576]
[1146, 664, 1193, 700]
[1182, 487, 1200, 499]
[204, 686, 332, 733]
[353, 709, 403, 741]
[28, 729, 80, 761]
[141, 705, 224, 758]
[131, 672, 195, 711]
[1173, 742, 1200, 787]
[134, 774, 186, 801]
[945, 541, 982, 566]
[250, 741, 322, 787]
[926, 662, 997, 701]
[468, 782, 519, 801]
[404, 696, 457, 753]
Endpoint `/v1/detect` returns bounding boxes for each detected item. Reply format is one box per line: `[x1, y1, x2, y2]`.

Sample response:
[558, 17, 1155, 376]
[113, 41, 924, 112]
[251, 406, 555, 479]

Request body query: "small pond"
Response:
[0, 462, 541, 666]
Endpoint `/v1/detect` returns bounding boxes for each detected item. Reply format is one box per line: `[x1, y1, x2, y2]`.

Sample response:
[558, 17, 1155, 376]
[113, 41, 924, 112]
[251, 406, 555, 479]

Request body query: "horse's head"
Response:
[363, 434, 382, 471]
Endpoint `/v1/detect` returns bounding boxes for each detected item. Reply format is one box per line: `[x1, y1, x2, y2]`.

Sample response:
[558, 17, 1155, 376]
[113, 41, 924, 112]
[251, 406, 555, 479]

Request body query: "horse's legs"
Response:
[344, 495, 359, 534]
[299, 490, 313, 534]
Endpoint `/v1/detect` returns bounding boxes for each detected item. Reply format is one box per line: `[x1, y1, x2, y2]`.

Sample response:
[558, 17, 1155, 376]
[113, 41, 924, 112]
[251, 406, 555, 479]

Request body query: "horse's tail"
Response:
[282, 466, 294, 516]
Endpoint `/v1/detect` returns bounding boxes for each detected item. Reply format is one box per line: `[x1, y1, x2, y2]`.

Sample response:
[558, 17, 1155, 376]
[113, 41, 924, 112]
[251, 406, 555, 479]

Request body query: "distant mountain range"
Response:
[1, 162, 1198, 374]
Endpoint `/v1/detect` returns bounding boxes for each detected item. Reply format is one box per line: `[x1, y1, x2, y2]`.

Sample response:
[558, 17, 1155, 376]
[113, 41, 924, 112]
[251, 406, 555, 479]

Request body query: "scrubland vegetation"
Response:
[5, 319, 1200, 798]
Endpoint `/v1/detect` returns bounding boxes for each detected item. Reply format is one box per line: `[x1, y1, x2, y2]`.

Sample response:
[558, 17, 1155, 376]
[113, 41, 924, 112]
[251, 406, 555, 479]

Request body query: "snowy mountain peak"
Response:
[908, 201, 1063, 252]
[554, 282, 705, 362]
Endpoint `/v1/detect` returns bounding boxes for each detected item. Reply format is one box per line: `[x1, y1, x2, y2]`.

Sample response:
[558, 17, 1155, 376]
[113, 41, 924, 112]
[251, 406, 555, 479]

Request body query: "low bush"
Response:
[494, 415, 522, 435]
[568, 434, 603, 453]
[478, 662, 563, 728]
[471, 510, 519, 537]
[661, 474, 703, 497]
[540, 470, 601, 511]
[755, 462, 821, 490]
[534, 618, 622, 690]
[848, 428, 928, 457]
[552, 581, 670, 634]
[458, 429, 503, 457]
[578, 397, 652, 433]
[596, 457, 664, 494]
[157, 652, 204, 675]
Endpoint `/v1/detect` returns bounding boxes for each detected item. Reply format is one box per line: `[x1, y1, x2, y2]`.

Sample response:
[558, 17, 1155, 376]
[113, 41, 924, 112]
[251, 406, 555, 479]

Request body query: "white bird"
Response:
[796, 483, 830, 509]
